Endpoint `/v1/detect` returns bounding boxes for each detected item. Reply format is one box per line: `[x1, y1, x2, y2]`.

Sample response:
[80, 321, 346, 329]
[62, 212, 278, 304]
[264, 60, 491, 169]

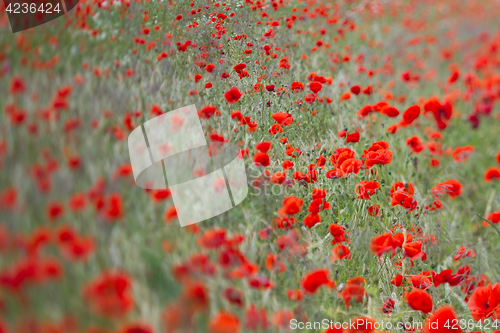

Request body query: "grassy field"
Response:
[1, 0, 500, 332]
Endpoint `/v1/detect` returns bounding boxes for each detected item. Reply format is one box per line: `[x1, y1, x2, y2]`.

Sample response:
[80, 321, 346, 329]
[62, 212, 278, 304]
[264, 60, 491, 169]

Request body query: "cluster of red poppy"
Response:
[4, 0, 500, 331]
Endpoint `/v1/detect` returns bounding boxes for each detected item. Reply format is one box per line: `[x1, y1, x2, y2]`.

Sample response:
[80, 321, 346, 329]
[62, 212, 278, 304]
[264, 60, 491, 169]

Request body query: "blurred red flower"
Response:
[225, 87, 243, 104]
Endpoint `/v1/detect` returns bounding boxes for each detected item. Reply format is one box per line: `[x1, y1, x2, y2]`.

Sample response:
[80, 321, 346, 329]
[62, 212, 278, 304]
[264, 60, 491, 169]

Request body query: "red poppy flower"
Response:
[209, 132, 226, 143]
[102, 193, 124, 221]
[341, 280, 366, 308]
[423, 97, 453, 130]
[350, 85, 361, 95]
[468, 283, 500, 321]
[328, 224, 348, 244]
[307, 164, 319, 183]
[362, 85, 373, 95]
[338, 130, 348, 138]
[382, 106, 400, 117]
[448, 265, 471, 286]
[369, 233, 394, 259]
[10, 76, 26, 95]
[310, 188, 326, 199]
[265, 254, 286, 273]
[162, 282, 208, 330]
[269, 124, 283, 135]
[454, 246, 475, 261]
[485, 167, 500, 182]
[253, 152, 270, 167]
[358, 105, 374, 118]
[293, 171, 309, 182]
[303, 213, 321, 228]
[56, 227, 95, 262]
[391, 274, 404, 287]
[390, 182, 413, 196]
[233, 63, 246, 74]
[224, 87, 243, 104]
[406, 135, 425, 153]
[402, 105, 421, 124]
[301, 268, 335, 293]
[256, 142, 272, 153]
[285, 144, 301, 157]
[424, 199, 442, 211]
[391, 190, 418, 212]
[366, 140, 390, 152]
[325, 168, 344, 179]
[331, 148, 355, 166]
[367, 204, 380, 216]
[303, 93, 315, 103]
[198, 105, 219, 119]
[271, 309, 293, 330]
[228, 262, 258, 279]
[265, 85, 275, 92]
[403, 242, 427, 261]
[451, 145, 475, 162]
[272, 112, 294, 126]
[0, 186, 17, 210]
[346, 132, 360, 143]
[291, 81, 304, 92]
[338, 159, 361, 175]
[315, 155, 326, 169]
[483, 211, 500, 227]
[197, 228, 226, 249]
[406, 288, 433, 313]
[248, 275, 274, 290]
[282, 160, 294, 170]
[309, 81, 323, 93]
[205, 64, 215, 72]
[355, 181, 380, 200]
[235, 115, 251, 128]
[281, 196, 303, 215]
[308, 198, 331, 214]
[430, 158, 440, 167]
[340, 92, 351, 101]
[270, 172, 286, 184]
[431, 179, 463, 199]
[428, 269, 450, 288]
[364, 149, 393, 168]
[387, 124, 398, 134]
[409, 273, 433, 290]
[286, 289, 304, 302]
[382, 298, 395, 313]
[391, 232, 412, 249]
[151, 189, 171, 202]
[164, 206, 177, 223]
[46, 201, 64, 221]
[83, 271, 134, 318]
[423, 306, 462, 333]
[208, 311, 240, 333]
[331, 244, 351, 261]
[244, 304, 269, 330]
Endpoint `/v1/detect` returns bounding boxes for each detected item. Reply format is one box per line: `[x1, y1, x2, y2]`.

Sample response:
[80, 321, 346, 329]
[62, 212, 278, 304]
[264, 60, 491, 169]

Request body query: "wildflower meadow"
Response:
[1, 0, 500, 332]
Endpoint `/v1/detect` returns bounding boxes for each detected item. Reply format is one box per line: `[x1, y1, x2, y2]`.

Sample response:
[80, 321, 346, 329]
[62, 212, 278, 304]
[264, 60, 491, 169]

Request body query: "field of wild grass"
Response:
[2, 0, 500, 332]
